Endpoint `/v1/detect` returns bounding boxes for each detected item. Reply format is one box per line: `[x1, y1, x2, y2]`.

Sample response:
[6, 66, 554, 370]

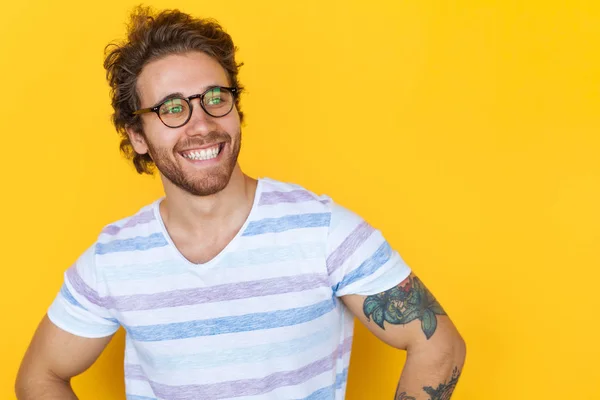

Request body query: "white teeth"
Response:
[183, 145, 220, 161]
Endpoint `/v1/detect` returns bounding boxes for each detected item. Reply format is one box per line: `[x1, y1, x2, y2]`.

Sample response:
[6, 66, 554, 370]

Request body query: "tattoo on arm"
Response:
[422, 366, 461, 399]
[394, 367, 462, 400]
[363, 275, 446, 339]
[395, 392, 416, 400]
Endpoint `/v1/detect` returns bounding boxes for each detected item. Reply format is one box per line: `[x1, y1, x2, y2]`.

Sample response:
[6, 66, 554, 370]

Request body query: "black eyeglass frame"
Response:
[132, 86, 239, 128]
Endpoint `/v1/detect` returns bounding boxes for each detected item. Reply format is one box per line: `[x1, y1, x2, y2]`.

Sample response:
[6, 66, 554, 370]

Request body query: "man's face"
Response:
[130, 51, 241, 196]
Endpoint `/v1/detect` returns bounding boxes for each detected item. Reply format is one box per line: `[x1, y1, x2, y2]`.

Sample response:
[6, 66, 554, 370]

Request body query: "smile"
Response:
[180, 144, 223, 161]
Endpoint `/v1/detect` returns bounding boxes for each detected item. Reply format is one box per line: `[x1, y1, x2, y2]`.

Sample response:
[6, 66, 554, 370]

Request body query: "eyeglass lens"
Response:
[158, 87, 234, 128]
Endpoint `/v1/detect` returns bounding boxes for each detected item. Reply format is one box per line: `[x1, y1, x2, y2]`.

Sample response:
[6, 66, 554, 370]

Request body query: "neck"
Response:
[159, 165, 258, 234]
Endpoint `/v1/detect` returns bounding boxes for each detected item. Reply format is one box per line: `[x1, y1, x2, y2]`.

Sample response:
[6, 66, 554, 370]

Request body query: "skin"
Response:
[126, 52, 258, 265]
[16, 51, 465, 399]
[342, 275, 466, 399]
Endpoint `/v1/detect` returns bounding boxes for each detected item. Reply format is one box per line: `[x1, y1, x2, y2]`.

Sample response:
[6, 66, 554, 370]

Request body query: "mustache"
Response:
[175, 131, 231, 152]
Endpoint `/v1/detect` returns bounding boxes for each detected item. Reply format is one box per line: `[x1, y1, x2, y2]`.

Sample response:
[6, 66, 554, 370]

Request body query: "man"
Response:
[16, 6, 465, 400]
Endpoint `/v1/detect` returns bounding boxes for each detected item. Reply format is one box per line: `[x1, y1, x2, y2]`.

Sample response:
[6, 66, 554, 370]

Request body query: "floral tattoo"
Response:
[363, 275, 446, 339]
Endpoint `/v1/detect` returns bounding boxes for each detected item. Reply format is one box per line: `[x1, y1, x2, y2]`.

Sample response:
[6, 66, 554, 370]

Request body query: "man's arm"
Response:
[342, 273, 466, 400]
[15, 315, 113, 400]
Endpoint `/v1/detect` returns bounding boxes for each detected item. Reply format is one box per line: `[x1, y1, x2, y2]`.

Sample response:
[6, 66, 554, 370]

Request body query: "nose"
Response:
[184, 99, 217, 137]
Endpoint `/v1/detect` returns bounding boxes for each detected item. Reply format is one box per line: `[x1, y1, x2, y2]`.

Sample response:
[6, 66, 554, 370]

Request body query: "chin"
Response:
[169, 165, 235, 196]
[186, 177, 231, 196]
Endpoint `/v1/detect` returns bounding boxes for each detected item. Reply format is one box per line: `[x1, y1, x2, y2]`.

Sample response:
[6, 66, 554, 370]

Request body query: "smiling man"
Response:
[15, 7, 465, 400]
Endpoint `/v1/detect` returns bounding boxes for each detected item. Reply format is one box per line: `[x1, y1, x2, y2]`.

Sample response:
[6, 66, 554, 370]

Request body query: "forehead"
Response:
[136, 51, 229, 104]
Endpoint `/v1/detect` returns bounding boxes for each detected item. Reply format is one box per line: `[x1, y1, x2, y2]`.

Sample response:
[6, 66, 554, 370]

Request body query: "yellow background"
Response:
[1, 1, 599, 399]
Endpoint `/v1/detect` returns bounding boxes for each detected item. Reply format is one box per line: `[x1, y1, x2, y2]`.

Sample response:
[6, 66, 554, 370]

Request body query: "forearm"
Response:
[15, 374, 78, 400]
[394, 339, 466, 400]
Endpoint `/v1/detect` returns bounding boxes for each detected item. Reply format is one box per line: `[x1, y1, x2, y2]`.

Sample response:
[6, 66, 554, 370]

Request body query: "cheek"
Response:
[144, 125, 179, 151]
[224, 114, 241, 138]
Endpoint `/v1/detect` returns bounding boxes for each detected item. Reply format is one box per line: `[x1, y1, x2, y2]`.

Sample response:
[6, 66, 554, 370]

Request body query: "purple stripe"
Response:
[101, 225, 121, 235]
[149, 343, 351, 400]
[125, 364, 146, 381]
[124, 210, 156, 227]
[340, 336, 352, 355]
[259, 190, 316, 206]
[110, 273, 328, 311]
[101, 210, 155, 235]
[72, 273, 329, 311]
[66, 265, 103, 306]
[326, 222, 374, 275]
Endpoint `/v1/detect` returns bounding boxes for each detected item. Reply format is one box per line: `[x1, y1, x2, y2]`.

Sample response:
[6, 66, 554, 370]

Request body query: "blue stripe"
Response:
[126, 299, 336, 342]
[126, 396, 156, 400]
[243, 213, 331, 236]
[336, 367, 349, 389]
[96, 233, 168, 255]
[98, 242, 326, 282]
[138, 327, 333, 370]
[297, 385, 335, 400]
[334, 242, 392, 293]
[60, 283, 86, 310]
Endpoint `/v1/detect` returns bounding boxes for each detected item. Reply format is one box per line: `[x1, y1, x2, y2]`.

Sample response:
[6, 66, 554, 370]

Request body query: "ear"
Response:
[126, 126, 149, 155]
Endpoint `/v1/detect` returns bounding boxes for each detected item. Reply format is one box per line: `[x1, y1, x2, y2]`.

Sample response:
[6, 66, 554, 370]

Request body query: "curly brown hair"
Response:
[104, 6, 244, 174]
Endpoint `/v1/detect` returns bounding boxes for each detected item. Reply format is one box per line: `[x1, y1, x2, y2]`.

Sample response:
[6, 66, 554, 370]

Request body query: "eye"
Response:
[162, 105, 183, 114]
[159, 99, 186, 115]
[203, 87, 231, 108]
[206, 96, 222, 106]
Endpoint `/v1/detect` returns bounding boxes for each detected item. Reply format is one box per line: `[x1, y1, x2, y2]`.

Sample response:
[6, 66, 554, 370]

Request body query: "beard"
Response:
[146, 130, 241, 197]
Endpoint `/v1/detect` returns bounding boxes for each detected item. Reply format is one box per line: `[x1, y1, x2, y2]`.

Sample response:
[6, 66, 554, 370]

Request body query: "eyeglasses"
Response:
[133, 86, 238, 128]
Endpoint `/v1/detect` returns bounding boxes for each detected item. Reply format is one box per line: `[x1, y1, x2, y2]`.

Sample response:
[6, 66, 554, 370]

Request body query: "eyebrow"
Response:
[152, 92, 186, 108]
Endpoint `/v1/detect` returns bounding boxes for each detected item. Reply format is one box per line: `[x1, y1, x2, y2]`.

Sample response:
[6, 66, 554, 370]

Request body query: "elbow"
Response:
[439, 323, 467, 368]
[432, 334, 467, 373]
[439, 327, 467, 372]
[452, 333, 467, 368]
[14, 372, 71, 400]
[14, 365, 37, 400]
[15, 366, 61, 400]
[407, 328, 467, 369]
[440, 325, 467, 366]
[14, 371, 29, 399]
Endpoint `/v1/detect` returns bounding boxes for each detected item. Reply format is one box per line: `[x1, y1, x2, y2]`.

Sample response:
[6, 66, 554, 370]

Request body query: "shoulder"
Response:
[93, 201, 164, 255]
[98, 202, 158, 236]
[255, 178, 334, 215]
[64, 201, 159, 294]
[257, 178, 332, 206]
[256, 177, 364, 225]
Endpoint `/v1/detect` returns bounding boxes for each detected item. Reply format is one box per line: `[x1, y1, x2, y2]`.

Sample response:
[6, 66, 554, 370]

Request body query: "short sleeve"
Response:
[326, 202, 412, 297]
[47, 244, 120, 338]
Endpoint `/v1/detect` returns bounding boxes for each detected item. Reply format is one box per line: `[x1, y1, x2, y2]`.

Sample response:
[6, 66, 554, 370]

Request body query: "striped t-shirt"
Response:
[48, 177, 411, 400]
